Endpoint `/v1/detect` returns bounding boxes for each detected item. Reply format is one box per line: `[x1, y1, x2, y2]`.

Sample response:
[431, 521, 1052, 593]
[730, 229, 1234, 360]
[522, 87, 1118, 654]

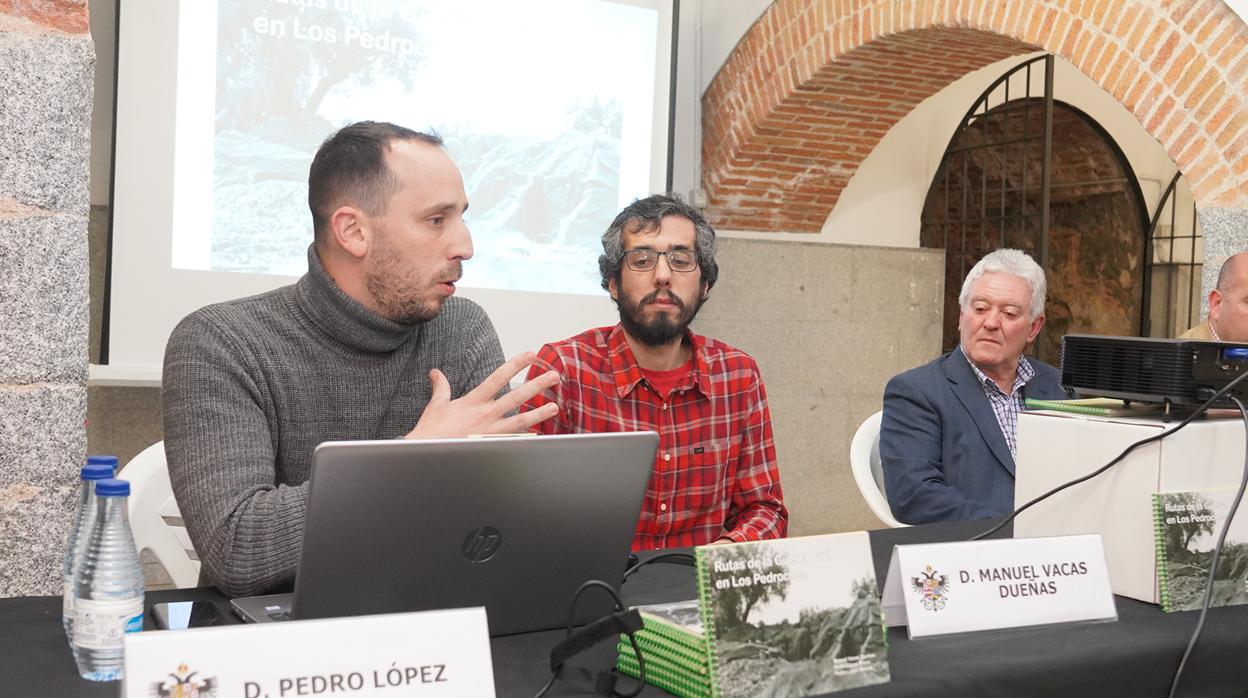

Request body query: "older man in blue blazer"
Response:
[881, 249, 1067, 524]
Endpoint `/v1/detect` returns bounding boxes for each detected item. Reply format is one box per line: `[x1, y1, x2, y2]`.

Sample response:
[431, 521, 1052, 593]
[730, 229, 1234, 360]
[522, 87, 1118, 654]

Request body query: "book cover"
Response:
[694, 532, 890, 697]
[1153, 489, 1248, 612]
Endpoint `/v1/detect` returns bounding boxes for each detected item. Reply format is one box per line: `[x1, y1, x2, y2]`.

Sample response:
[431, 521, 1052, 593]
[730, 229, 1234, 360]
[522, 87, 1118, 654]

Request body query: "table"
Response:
[6, 520, 1248, 696]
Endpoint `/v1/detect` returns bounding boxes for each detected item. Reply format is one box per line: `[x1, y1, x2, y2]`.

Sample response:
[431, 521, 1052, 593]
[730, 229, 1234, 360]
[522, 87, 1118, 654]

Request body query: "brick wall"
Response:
[0, 1, 93, 597]
[704, 0, 1248, 233]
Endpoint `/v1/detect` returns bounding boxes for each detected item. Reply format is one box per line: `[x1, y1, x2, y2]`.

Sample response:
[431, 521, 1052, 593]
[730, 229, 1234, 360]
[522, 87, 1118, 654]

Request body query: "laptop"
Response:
[230, 431, 658, 635]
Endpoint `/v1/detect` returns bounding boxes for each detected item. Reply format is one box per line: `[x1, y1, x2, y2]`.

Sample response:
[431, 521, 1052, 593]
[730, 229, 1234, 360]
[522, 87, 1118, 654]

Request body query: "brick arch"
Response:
[703, 0, 1248, 233]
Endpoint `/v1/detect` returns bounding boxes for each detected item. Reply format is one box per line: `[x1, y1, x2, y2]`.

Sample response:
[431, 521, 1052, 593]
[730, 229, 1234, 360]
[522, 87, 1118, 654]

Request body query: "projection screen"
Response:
[103, 0, 676, 383]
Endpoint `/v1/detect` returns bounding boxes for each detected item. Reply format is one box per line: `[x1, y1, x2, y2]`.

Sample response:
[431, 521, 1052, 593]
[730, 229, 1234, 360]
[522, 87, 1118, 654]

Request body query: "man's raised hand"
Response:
[405, 352, 559, 439]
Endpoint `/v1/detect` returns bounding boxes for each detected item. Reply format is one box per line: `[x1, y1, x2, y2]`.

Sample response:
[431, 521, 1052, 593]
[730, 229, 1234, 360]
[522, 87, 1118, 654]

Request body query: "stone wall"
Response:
[693, 238, 944, 534]
[0, 5, 93, 597]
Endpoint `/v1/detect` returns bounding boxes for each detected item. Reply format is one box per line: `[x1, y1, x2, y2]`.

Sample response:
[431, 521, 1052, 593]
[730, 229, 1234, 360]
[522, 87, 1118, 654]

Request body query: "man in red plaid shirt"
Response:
[520, 195, 788, 550]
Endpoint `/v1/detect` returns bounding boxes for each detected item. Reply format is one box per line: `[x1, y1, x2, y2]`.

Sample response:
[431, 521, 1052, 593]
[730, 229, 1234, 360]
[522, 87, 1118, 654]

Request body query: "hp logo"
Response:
[462, 526, 502, 563]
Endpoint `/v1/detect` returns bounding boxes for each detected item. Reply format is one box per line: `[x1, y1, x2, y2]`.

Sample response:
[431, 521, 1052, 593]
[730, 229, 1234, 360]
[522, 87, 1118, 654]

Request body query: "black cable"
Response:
[534, 580, 645, 698]
[1167, 395, 1248, 698]
[622, 551, 696, 583]
[972, 371, 1248, 541]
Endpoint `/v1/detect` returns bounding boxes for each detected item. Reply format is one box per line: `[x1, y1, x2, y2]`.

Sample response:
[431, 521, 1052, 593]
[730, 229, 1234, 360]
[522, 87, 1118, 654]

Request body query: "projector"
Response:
[1060, 334, 1248, 408]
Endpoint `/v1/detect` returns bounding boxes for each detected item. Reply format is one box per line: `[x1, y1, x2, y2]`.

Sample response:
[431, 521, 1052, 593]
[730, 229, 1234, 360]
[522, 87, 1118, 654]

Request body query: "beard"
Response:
[365, 235, 460, 325]
[617, 288, 704, 347]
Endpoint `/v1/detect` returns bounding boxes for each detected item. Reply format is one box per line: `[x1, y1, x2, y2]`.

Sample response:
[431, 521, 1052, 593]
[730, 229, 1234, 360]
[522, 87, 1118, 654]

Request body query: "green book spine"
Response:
[693, 546, 723, 698]
[617, 638, 710, 678]
[617, 643, 711, 691]
[630, 628, 708, 669]
[1024, 398, 1114, 416]
[617, 651, 711, 698]
[1153, 493, 1174, 612]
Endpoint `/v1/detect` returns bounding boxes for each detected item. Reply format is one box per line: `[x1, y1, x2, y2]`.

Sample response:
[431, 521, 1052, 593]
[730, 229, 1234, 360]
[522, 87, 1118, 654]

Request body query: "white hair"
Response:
[958, 249, 1046, 318]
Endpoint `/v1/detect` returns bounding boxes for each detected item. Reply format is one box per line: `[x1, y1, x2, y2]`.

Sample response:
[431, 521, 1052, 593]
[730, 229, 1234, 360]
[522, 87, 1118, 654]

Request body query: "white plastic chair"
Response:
[122, 441, 201, 588]
[850, 411, 908, 528]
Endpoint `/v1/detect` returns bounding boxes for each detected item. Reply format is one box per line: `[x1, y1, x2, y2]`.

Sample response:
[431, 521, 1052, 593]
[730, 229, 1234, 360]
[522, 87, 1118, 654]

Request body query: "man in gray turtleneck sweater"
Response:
[162, 122, 559, 596]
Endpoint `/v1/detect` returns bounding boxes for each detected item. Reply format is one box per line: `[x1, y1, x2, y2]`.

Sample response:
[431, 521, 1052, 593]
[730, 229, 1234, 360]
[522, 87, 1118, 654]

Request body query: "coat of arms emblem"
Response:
[150, 663, 217, 697]
[910, 564, 950, 611]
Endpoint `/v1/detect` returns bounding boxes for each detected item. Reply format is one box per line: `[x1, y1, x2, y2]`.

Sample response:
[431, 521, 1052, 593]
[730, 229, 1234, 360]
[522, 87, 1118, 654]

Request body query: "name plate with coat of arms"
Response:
[880, 534, 1117, 639]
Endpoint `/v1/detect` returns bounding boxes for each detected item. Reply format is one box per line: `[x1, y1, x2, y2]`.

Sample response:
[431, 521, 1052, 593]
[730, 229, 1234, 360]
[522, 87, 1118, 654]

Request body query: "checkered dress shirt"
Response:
[965, 352, 1036, 459]
[521, 325, 788, 550]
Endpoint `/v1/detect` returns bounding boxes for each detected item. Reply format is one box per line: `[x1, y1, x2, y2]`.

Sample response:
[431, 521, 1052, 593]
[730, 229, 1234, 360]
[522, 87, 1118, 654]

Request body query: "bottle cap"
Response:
[94, 478, 131, 497]
[80, 464, 114, 480]
[86, 455, 119, 468]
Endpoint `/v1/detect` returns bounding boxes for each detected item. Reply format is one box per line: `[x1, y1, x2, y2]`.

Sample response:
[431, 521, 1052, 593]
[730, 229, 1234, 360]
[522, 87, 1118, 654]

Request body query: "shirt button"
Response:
[662, 403, 669, 410]
[663, 452, 671, 462]
[659, 503, 667, 512]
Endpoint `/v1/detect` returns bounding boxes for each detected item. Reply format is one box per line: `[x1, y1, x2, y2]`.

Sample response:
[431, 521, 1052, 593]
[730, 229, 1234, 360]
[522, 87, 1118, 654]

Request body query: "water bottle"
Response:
[72, 478, 145, 682]
[62, 456, 118, 640]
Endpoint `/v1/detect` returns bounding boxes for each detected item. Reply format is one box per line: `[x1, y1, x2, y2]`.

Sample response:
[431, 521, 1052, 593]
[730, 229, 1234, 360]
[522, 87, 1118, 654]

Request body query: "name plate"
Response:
[122, 606, 494, 697]
[881, 534, 1117, 639]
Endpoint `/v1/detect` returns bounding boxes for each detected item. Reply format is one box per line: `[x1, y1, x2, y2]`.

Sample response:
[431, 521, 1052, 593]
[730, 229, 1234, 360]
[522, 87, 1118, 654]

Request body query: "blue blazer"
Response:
[880, 347, 1066, 525]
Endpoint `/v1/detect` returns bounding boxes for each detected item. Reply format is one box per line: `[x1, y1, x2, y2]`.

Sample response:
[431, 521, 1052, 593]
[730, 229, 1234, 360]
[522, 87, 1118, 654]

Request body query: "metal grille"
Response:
[921, 54, 1155, 362]
[1143, 173, 1203, 337]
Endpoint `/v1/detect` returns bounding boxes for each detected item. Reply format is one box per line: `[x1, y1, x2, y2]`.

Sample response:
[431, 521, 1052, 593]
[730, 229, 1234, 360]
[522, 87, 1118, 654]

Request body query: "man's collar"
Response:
[606, 325, 712, 398]
[962, 348, 1034, 393]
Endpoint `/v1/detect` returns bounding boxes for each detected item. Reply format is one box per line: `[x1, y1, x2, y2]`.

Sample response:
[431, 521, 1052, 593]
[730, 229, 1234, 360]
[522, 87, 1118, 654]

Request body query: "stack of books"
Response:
[617, 532, 890, 697]
[615, 599, 711, 698]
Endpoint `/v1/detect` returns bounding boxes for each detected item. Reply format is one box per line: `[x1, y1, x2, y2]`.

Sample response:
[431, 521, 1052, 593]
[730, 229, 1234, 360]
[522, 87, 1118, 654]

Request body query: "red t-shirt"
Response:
[640, 359, 694, 400]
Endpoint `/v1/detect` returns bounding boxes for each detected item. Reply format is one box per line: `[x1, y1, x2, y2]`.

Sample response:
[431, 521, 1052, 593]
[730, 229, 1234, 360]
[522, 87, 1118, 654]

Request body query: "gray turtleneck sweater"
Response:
[161, 247, 504, 596]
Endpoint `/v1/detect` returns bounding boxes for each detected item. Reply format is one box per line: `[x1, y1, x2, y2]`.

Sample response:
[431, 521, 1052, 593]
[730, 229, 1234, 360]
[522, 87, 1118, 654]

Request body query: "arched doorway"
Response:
[919, 57, 1148, 364]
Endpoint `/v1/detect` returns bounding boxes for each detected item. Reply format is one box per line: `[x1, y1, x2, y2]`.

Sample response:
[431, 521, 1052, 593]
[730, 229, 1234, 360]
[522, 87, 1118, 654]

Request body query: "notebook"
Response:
[230, 431, 658, 635]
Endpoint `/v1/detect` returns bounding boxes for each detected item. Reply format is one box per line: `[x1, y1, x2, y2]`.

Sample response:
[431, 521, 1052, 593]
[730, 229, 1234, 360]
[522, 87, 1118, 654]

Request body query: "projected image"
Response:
[198, 0, 659, 294]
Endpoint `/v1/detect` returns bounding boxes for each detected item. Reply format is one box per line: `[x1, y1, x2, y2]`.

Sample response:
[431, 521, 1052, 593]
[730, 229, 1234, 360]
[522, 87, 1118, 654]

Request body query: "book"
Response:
[1152, 489, 1248, 612]
[617, 638, 710, 681]
[693, 532, 890, 697]
[615, 599, 712, 696]
[619, 634, 709, 677]
[632, 598, 707, 653]
[616, 651, 710, 698]
[1024, 397, 1163, 417]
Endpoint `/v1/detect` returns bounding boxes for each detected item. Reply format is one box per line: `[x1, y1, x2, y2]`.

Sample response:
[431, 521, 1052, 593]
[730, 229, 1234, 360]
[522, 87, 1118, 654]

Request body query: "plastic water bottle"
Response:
[62, 456, 118, 640]
[72, 478, 145, 682]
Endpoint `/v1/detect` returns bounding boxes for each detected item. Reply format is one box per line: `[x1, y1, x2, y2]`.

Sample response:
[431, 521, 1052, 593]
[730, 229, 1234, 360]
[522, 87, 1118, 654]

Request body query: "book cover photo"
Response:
[1153, 489, 1248, 612]
[695, 532, 890, 697]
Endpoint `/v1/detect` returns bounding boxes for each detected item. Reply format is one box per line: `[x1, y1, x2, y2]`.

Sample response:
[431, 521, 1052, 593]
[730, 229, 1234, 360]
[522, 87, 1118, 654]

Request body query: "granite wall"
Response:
[692, 238, 945, 534]
[1198, 208, 1248, 305]
[0, 5, 93, 597]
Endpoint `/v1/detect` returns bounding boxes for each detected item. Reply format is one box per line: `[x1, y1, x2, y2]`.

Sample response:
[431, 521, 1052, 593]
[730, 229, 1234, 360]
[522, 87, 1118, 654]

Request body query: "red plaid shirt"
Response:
[521, 325, 788, 550]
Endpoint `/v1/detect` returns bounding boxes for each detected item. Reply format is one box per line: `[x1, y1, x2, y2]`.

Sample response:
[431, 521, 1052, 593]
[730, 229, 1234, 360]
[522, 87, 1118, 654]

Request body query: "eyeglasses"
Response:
[619, 249, 699, 273]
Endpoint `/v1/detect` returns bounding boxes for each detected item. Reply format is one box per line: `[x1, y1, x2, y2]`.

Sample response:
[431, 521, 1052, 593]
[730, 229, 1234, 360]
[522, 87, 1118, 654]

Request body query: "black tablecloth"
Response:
[6, 520, 1248, 697]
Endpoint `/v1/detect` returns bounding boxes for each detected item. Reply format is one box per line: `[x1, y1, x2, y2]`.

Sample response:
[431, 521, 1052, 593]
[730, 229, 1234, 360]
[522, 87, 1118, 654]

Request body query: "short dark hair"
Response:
[307, 121, 443, 244]
[598, 194, 719, 291]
